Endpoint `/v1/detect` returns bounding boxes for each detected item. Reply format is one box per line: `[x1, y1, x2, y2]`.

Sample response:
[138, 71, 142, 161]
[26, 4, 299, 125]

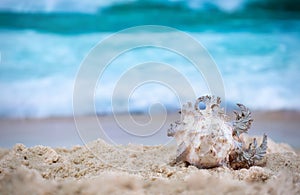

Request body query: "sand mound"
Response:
[0, 138, 299, 194]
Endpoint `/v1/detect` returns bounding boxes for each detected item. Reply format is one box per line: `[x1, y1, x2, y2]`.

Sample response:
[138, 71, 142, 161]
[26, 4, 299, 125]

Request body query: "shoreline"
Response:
[0, 110, 299, 149]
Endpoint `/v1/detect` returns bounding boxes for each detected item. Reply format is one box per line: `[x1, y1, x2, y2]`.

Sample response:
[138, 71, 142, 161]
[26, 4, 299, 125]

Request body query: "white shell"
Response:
[168, 96, 234, 168]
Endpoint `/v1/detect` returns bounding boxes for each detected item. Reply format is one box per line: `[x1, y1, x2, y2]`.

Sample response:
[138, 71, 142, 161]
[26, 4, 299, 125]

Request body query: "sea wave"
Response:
[0, 30, 299, 118]
[0, 0, 299, 34]
[1, 0, 299, 13]
[0, 0, 252, 13]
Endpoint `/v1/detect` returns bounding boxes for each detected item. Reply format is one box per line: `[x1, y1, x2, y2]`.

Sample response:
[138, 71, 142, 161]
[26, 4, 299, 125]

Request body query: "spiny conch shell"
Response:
[168, 95, 267, 169]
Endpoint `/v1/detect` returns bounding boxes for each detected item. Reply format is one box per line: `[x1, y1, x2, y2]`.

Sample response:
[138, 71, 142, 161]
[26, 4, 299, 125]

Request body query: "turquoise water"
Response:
[0, 0, 300, 118]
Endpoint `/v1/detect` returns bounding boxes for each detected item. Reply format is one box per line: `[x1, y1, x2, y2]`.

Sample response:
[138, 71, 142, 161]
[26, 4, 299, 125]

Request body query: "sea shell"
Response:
[168, 95, 267, 169]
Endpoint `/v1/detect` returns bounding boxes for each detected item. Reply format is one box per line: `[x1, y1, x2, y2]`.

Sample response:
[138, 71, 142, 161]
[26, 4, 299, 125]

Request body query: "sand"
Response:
[0, 136, 299, 194]
[0, 111, 299, 194]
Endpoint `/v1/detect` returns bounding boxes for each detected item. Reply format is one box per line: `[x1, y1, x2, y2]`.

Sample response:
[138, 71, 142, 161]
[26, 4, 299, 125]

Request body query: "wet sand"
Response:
[0, 111, 299, 148]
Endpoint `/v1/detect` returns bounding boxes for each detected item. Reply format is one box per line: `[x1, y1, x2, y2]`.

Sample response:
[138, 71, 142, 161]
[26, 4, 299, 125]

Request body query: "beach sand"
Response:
[0, 137, 299, 194]
[0, 111, 299, 194]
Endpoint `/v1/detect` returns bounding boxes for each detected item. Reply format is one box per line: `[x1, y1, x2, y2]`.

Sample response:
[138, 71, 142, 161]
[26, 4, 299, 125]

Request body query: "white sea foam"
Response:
[0, 30, 299, 118]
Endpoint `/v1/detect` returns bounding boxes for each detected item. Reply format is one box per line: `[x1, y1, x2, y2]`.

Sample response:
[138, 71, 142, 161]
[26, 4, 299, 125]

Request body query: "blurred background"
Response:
[0, 0, 299, 147]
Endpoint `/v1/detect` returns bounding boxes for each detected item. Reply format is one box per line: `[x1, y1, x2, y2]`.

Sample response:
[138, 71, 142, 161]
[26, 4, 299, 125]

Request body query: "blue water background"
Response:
[0, 0, 300, 118]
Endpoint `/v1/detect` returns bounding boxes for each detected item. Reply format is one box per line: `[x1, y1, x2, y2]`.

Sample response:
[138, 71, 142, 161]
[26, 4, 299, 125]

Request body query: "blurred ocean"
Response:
[0, 0, 300, 118]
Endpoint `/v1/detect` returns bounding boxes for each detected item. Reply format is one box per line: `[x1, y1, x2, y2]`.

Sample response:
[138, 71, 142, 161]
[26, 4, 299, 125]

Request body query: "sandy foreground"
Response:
[0, 111, 300, 194]
[0, 137, 299, 194]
